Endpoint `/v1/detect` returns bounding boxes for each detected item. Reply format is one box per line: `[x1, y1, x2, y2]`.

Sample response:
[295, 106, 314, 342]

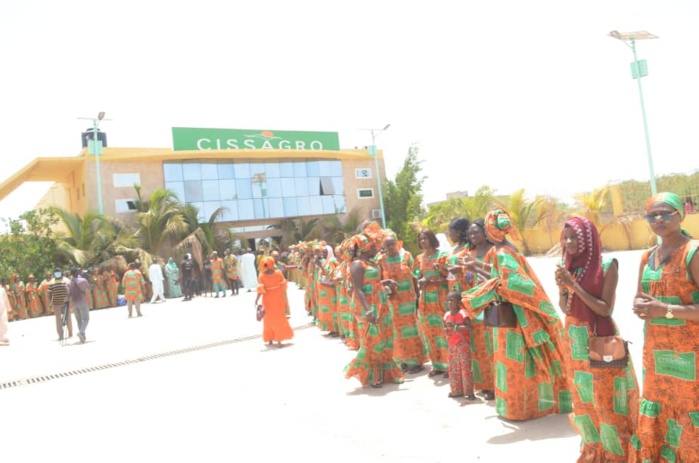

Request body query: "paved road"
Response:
[0, 250, 648, 462]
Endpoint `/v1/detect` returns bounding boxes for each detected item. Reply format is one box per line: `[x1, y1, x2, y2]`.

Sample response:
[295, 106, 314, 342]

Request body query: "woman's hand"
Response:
[460, 255, 476, 269]
[555, 266, 575, 290]
[633, 293, 664, 319]
[366, 311, 377, 325]
[447, 265, 463, 274]
[417, 278, 427, 290]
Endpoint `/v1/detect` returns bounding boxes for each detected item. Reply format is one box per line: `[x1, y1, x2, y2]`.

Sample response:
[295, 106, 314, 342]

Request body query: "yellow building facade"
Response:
[0, 128, 387, 241]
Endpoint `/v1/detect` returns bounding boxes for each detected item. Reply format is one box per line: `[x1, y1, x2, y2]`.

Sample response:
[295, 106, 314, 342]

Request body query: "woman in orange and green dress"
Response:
[413, 228, 450, 377]
[39, 272, 53, 315]
[338, 239, 360, 350]
[630, 192, 699, 462]
[25, 275, 43, 318]
[107, 268, 119, 307]
[345, 222, 403, 388]
[462, 209, 571, 421]
[556, 216, 638, 462]
[9, 274, 27, 320]
[91, 269, 109, 309]
[317, 245, 340, 334]
[377, 230, 426, 373]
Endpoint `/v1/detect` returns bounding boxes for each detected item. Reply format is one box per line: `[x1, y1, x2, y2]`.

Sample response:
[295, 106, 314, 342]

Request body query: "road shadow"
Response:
[345, 382, 408, 397]
[259, 342, 295, 352]
[487, 414, 577, 444]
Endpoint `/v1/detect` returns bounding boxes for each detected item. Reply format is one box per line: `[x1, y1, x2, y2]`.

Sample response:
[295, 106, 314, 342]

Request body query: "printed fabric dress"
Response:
[450, 246, 494, 394]
[629, 241, 699, 462]
[378, 249, 426, 368]
[413, 250, 449, 372]
[462, 245, 571, 421]
[564, 257, 639, 462]
[25, 282, 43, 318]
[344, 259, 404, 386]
[316, 258, 339, 332]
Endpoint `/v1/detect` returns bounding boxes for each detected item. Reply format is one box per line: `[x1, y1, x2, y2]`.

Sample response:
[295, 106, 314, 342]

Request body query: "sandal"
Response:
[464, 394, 477, 401]
[483, 390, 495, 401]
[371, 383, 383, 389]
[428, 369, 445, 378]
[407, 365, 425, 374]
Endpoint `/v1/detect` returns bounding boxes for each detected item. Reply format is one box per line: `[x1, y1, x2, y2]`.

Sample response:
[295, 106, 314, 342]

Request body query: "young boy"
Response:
[444, 291, 476, 400]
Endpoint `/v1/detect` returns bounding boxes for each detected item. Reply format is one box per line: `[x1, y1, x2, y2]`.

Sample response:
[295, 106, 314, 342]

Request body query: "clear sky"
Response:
[1, 0, 697, 221]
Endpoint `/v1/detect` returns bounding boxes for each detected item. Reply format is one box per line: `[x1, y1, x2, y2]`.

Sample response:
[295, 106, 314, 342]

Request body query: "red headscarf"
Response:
[561, 216, 614, 335]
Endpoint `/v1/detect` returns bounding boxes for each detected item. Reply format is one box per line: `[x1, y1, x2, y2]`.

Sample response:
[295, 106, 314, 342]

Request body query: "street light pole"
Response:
[364, 124, 390, 227]
[609, 30, 659, 195]
[78, 111, 108, 214]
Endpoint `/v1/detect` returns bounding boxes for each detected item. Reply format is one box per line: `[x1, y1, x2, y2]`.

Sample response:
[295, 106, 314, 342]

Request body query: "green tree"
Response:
[175, 204, 233, 268]
[132, 187, 187, 258]
[385, 143, 425, 256]
[50, 207, 125, 266]
[0, 209, 61, 279]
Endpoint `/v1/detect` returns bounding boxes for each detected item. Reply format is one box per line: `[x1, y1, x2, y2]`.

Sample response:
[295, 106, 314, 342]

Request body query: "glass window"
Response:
[236, 179, 252, 200]
[283, 197, 298, 216]
[293, 162, 307, 177]
[221, 200, 238, 221]
[165, 182, 185, 202]
[307, 177, 320, 196]
[279, 162, 294, 177]
[320, 176, 335, 195]
[202, 180, 220, 201]
[253, 199, 265, 219]
[183, 163, 202, 181]
[113, 173, 141, 187]
[332, 176, 345, 194]
[184, 181, 204, 202]
[280, 178, 296, 196]
[297, 197, 311, 216]
[318, 161, 332, 176]
[115, 199, 138, 213]
[330, 160, 343, 177]
[203, 202, 221, 221]
[218, 163, 235, 179]
[294, 177, 309, 196]
[355, 168, 372, 179]
[310, 196, 323, 215]
[266, 178, 282, 198]
[269, 198, 284, 218]
[163, 163, 183, 181]
[201, 164, 219, 180]
[220, 180, 236, 200]
[307, 161, 320, 176]
[333, 195, 347, 213]
[358, 188, 374, 199]
[238, 199, 254, 220]
[322, 196, 336, 214]
[252, 181, 264, 199]
[264, 162, 280, 178]
[235, 163, 251, 179]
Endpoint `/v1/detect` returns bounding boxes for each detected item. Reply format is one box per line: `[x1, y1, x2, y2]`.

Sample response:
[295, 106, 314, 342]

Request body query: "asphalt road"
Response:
[0, 250, 648, 463]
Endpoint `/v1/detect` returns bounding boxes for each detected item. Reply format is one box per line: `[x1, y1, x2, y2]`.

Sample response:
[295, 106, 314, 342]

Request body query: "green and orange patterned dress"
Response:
[378, 249, 426, 368]
[413, 250, 450, 372]
[25, 281, 43, 318]
[629, 241, 699, 462]
[564, 257, 639, 462]
[462, 245, 571, 421]
[344, 259, 403, 386]
[316, 257, 339, 332]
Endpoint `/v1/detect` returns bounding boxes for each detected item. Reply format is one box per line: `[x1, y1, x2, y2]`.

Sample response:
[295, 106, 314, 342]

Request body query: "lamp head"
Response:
[383, 123, 391, 131]
[98, 111, 105, 121]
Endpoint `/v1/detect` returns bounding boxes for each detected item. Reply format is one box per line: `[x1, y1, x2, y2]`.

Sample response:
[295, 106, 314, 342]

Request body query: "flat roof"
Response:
[0, 157, 84, 202]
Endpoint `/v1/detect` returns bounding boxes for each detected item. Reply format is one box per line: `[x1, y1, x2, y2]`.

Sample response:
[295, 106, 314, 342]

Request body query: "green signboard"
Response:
[172, 127, 340, 151]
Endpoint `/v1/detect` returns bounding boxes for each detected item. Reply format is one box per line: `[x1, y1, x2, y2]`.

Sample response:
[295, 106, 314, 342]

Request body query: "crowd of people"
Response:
[0, 191, 697, 461]
[280, 191, 699, 463]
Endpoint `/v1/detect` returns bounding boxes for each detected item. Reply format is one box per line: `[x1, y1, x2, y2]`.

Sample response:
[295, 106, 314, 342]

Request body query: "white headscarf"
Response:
[325, 244, 335, 260]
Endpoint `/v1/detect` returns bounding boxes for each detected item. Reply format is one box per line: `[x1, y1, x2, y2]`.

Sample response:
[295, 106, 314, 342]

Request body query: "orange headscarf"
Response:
[351, 221, 385, 254]
[484, 209, 520, 243]
[260, 256, 276, 270]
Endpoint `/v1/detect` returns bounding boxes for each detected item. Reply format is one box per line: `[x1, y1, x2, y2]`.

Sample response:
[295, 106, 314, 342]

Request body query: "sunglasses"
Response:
[645, 210, 679, 223]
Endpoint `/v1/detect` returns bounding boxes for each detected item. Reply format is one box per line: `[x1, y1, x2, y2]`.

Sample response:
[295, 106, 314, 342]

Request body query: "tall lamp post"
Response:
[78, 111, 108, 214]
[362, 124, 390, 227]
[609, 30, 659, 195]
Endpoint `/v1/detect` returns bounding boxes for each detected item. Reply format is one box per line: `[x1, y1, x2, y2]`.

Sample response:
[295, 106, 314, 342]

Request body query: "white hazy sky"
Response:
[1, 0, 698, 220]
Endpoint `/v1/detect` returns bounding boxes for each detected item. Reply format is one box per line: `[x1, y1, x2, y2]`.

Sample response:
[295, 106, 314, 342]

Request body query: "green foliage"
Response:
[615, 171, 699, 213]
[0, 209, 63, 280]
[385, 143, 425, 256]
[422, 186, 495, 233]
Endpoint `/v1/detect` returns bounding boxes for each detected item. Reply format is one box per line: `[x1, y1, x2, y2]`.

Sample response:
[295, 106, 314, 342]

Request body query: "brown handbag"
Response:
[256, 304, 266, 322]
[483, 301, 517, 328]
[588, 318, 629, 368]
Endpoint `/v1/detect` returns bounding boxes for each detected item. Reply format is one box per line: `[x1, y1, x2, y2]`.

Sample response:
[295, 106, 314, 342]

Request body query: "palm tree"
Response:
[131, 187, 188, 261]
[537, 195, 570, 251]
[494, 188, 545, 255]
[573, 186, 610, 229]
[312, 207, 363, 244]
[175, 204, 233, 269]
[50, 207, 118, 266]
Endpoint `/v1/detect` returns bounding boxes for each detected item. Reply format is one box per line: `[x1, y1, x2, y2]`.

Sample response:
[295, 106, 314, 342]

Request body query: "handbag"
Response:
[483, 301, 517, 328]
[588, 318, 629, 368]
[256, 304, 266, 322]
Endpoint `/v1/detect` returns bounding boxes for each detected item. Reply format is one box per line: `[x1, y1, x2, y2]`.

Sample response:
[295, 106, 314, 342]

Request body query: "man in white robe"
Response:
[239, 249, 258, 292]
[149, 261, 166, 303]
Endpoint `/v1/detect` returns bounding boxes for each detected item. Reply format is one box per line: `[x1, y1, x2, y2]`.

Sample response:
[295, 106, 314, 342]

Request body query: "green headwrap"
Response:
[646, 192, 684, 219]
